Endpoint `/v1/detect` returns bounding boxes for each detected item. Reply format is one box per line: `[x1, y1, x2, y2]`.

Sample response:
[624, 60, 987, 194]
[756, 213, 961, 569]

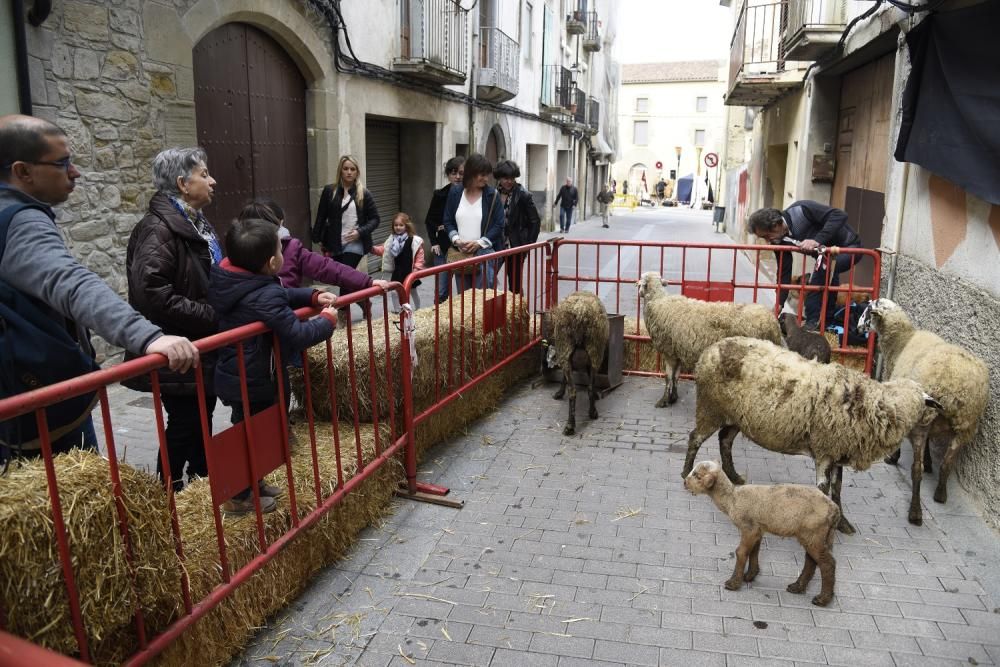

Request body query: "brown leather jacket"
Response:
[124, 191, 218, 393]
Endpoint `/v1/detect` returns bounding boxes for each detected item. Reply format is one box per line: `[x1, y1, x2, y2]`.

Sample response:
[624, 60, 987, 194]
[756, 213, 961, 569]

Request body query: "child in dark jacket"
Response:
[209, 218, 338, 516]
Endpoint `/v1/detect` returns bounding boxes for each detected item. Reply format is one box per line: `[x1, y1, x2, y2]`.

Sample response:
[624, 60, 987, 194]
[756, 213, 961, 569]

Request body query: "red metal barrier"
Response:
[0, 284, 414, 665]
[0, 238, 553, 665]
[549, 239, 880, 374]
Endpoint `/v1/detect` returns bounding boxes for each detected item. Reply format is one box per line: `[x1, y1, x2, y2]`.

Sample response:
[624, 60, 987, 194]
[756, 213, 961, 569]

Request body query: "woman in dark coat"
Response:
[125, 147, 220, 492]
[311, 155, 380, 270]
[494, 159, 541, 294]
[423, 156, 465, 303]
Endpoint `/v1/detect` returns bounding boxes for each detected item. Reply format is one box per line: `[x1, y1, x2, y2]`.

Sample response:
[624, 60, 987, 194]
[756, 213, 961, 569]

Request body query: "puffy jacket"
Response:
[311, 184, 380, 255]
[503, 184, 541, 248]
[278, 235, 373, 293]
[124, 191, 218, 393]
[209, 259, 335, 404]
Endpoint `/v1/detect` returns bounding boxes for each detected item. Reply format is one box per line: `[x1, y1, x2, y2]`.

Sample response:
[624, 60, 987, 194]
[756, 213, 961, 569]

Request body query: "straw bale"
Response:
[824, 332, 869, 373]
[155, 421, 399, 667]
[0, 450, 180, 664]
[623, 316, 661, 373]
[291, 290, 531, 423]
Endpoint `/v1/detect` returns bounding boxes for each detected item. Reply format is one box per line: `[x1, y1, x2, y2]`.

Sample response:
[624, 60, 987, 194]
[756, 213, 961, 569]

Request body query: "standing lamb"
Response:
[550, 291, 610, 436]
[636, 272, 781, 408]
[682, 336, 943, 533]
[859, 299, 989, 525]
[684, 460, 840, 606]
[779, 312, 831, 363]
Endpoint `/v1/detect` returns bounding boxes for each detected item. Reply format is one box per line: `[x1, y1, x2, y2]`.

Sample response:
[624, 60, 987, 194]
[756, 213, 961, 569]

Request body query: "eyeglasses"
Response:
[1, 157, 74, 171]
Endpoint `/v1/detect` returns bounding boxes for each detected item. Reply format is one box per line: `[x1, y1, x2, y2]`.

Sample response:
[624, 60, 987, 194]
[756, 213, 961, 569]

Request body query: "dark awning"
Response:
[894, 1, 1000, 205]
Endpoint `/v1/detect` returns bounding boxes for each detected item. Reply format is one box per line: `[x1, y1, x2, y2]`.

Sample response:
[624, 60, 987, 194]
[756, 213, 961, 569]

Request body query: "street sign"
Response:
[704, 152, 719, 168]
[655, 160, 663, 169]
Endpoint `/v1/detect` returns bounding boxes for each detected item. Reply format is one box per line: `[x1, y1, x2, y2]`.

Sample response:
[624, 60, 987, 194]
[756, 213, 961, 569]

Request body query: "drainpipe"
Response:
[884, 161, 910, 301]
[468, 13, 479, 152]
[13, 0, 34, 114]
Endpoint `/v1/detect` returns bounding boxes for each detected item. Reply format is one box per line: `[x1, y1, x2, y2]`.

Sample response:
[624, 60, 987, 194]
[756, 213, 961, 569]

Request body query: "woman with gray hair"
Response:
[124, 147, 221, 492]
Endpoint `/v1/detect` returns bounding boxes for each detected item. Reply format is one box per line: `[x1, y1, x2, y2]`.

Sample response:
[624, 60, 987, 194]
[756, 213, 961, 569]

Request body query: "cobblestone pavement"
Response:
[233, 374, 1000, 667]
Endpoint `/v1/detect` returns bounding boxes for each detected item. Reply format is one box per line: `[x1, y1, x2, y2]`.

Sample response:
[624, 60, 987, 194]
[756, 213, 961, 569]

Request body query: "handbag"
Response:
[446, 192, 498, 275]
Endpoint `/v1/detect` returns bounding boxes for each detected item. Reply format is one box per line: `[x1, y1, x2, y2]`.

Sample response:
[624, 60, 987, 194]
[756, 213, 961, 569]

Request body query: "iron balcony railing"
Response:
[587, 97, 599, 131]
[572, 87, 587, 124]
[479, 26, 519, 101]
[396, 0, 469, 83]
[566, 1, 588, 34]
[540, 64, 573, 110]
[728, 0, 789, 91]
[787, 0, 847, 30]
[582, 11, 601, 51]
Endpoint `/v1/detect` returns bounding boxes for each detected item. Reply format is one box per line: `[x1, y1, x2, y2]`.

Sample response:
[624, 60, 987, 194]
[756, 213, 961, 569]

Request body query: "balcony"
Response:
[478, 27, 519, 103]
[582, 11, 601, 52]
[393, 0, 469, 85]
[540, 65, 573, 119]
[586, 97, 599, 134]
[566, 9, 586, 35]
[571, 88, 587, 125]
[784, 0, 851, 60]
[726, 0, 807, 107]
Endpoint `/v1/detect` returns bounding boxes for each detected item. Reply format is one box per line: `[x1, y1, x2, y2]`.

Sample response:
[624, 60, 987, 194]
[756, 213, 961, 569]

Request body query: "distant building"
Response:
[614, 60, 726, 204]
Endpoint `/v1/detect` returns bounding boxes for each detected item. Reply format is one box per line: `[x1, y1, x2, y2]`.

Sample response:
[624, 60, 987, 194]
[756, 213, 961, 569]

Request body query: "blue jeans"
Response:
[805, 252, 862, 324]
[430, 247, 451, 303]
[559, 207, 574, 231]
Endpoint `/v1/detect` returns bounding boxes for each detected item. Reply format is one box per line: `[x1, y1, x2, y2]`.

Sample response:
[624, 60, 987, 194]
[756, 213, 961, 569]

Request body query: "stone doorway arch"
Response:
[485, 124, 507, 167]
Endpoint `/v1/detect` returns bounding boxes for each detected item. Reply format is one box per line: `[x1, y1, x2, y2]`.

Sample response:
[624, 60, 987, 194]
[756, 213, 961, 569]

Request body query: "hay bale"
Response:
[623, 316, 661, 373]
[291, 290, 531, 423]
[0, 450, 180, 665]
[824, 332, 869, 373]
[156, 421, 399, 667]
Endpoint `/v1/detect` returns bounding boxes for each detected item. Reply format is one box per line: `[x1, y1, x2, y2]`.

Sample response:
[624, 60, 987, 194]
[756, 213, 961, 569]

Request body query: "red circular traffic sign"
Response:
[655, 161, 663, 169]
[704, 152, 719, 168]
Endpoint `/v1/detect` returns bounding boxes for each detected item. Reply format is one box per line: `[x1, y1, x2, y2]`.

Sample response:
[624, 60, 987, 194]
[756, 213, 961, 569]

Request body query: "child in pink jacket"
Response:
[370, 212, 425, 312]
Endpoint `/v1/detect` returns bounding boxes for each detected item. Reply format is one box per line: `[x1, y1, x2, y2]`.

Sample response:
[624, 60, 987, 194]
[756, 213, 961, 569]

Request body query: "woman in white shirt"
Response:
[442, 154, 505, 291]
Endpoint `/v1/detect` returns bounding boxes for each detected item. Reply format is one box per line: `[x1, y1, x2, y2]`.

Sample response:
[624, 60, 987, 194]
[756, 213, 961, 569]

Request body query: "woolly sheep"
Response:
[859, 299, 989, 525]
[636, 272, 781, 408]
[684, 460, 840, 606]
[550, 291, 610, 436]
[779, 312, 831, 363]
[682, 336, 943, 534]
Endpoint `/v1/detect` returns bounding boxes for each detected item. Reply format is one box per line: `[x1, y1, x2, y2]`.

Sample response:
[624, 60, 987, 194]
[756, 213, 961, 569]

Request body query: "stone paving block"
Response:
[425, 639, 496, 665]
[555, 657, 624, 667]
[916, 636, 993, 663]
[961, 607, 1000, 627]
[834, 596, 902, 617]
[447, 602, 509, 628]
[938, 621, 1000, 645]
[655, 646, 727, 666]
[632, 591, 696, 614]
[891, 654, 979, 667]
[692, 630, 759, 657]
[758, 637, 828, 663]
[848, 628, 921, 653]
[873, 615, 946, 638]
[528, 632, 596, 659]
[822, 645, 895, 666]
[552, 619, 629, 643]
[490, 647, 559, 667]
[593, 638, 660, 665]
[726, 656, 796, 667]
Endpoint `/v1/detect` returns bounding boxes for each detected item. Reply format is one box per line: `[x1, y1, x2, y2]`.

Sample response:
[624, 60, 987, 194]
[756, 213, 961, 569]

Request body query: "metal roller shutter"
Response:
[364, 119, 401, 274]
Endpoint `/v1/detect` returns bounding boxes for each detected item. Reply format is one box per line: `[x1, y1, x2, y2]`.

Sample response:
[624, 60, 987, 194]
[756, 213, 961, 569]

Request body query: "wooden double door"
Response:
[193, 23, 311, 245]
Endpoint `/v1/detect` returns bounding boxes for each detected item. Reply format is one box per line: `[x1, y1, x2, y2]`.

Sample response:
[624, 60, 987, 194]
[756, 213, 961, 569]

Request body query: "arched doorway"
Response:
[193, 23, 311, 243]
[484, 124, 507, 167]
[628, 162, 648, 196]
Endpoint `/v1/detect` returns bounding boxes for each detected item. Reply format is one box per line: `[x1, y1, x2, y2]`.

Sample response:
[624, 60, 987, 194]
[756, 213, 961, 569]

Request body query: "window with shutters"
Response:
[636, 97, 649, 113]
[696, 96, 708, 112]
[633, 121, 649, 146]
[694, 129, 706, 146]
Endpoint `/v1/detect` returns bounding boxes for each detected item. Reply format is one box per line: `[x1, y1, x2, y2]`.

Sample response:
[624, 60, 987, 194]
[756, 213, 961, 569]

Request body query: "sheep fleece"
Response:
[645, 295, 780, 371]
[552, 291, 609, 372]
[695, 337, 929, 470]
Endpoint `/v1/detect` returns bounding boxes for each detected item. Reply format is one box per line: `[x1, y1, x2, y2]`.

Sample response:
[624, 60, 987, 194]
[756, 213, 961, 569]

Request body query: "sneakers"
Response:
[223, 494, 276, 516]
[803, 319, 821, 332]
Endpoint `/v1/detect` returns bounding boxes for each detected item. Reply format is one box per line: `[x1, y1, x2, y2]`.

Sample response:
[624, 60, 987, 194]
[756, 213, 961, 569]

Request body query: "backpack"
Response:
[0, 203, 100, 457]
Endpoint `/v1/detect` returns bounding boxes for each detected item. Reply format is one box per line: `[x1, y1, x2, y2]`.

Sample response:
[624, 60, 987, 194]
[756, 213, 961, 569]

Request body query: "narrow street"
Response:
[226, 208, 1000, 667]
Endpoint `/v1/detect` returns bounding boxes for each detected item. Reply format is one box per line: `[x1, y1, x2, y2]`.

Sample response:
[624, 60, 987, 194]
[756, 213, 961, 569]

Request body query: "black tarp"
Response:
[894, 1, 1000, 205]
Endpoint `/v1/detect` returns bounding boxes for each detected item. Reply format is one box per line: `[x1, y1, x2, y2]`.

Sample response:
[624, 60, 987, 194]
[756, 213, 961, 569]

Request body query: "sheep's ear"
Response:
[923, 393, 944, 410]
[702, 467, 718, 489]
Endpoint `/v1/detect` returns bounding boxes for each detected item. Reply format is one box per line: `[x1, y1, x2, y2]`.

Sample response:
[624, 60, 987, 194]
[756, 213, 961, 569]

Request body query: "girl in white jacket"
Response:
[371, 212, 426, 312]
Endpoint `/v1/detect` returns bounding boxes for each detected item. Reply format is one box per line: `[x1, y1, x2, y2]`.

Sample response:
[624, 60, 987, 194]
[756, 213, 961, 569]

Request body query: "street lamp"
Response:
[673, 146, 682, 202]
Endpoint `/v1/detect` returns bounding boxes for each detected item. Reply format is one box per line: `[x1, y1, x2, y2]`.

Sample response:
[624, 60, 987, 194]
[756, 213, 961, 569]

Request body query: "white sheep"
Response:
[682, 336, 943, 534]
[859, 299, 990, 525]
[550, 291, 610, 436]
[684, 460, 840, 606]
[636, 272, 781, 408]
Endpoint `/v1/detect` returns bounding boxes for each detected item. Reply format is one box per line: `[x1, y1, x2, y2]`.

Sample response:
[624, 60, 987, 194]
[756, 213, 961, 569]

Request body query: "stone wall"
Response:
[885, 254, 1000, 530]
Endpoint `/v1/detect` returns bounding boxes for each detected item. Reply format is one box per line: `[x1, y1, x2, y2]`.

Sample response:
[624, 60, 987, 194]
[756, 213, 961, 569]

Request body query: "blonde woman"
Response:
[311, 155, 381, 270]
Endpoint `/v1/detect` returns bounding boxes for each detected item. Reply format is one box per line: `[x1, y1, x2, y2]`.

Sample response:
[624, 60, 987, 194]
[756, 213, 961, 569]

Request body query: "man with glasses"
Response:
[0, 114, 199, 453]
